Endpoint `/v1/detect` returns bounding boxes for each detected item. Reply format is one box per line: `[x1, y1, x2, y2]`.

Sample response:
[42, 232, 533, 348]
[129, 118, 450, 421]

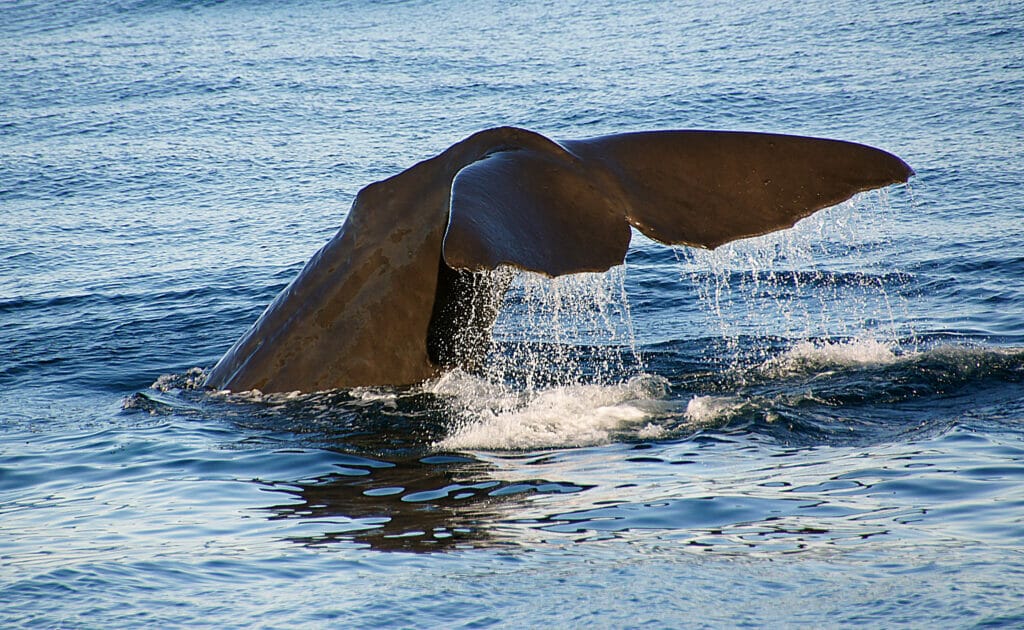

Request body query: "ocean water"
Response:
[3, 0, 1024, 627]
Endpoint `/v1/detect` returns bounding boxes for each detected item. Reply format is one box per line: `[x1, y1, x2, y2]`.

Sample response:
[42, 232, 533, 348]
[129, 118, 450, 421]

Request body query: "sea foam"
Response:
[430, 370, 668, 450]
[761, 338, 904, 376]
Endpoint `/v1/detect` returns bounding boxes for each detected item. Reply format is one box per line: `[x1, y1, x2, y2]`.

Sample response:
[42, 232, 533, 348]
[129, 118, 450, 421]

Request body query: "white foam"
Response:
[431, 371, 668, 451]
[762, 338, 905, 376]
[348, 387, 400, 408]
[636, 423, 668, 440]
[684, 395, 746, 425]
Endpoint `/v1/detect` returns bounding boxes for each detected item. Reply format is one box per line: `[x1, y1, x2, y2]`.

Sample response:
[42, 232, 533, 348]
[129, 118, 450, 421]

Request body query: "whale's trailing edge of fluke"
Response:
[205, 127, 913, 393]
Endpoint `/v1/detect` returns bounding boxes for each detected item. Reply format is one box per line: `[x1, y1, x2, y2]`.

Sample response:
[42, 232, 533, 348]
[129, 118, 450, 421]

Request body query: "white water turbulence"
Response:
[677, 338, 910, 429]
[431, 370, 670, 450]
[433, 266, 672, 450]
[760, 338, 902, 377]
[674, 190, 916, 368]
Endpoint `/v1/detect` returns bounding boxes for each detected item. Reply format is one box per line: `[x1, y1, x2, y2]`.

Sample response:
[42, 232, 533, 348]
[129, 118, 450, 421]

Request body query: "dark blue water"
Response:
[3, 0, 1024, 627]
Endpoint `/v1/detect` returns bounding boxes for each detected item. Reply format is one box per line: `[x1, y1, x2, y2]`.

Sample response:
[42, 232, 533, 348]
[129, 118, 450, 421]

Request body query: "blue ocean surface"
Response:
[3, 0, 1024, 627]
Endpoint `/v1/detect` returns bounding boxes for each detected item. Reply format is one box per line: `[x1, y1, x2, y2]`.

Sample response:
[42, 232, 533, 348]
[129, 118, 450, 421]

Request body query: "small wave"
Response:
[759, 338, 1024, 381]
[684, 395, 749, 425]
[431, 371, 669, 451]
[142, 342, 1021, 450]
[760, 338, 904, 376]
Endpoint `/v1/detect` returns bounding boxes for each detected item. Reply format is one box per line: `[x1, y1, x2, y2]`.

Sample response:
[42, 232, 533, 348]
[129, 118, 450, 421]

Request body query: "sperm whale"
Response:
[205, 126, 913, 393]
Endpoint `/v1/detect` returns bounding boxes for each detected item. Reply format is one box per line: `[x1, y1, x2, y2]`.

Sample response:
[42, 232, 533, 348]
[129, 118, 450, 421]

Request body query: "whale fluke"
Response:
[205, 126, 913, 393]
[444, 129, 914, 276]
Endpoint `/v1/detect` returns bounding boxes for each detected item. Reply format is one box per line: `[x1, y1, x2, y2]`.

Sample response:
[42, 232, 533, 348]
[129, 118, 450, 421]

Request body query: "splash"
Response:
[485, 266, 641, 389]
[428, 265, 669, 450]
[760, 338, 903, 377]
[683, 395, 748, 425]
[151, 367, 207, 391]
[430, 192, 921, 450]
[674, 191, 916, 367]
[431, 370, 669, 450]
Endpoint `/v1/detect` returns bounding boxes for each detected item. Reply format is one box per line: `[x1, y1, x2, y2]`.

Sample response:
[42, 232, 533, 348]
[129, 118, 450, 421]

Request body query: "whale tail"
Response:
[207, 127, 914, 393]
[443, 129, 914, 277]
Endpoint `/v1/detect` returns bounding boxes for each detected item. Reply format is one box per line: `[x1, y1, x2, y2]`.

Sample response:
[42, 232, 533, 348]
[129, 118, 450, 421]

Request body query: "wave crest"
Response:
[761, 338, 903, 376]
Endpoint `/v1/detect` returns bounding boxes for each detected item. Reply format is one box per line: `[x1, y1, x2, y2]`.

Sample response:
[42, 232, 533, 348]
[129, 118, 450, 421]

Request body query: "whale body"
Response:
[205, 127, 913, 393]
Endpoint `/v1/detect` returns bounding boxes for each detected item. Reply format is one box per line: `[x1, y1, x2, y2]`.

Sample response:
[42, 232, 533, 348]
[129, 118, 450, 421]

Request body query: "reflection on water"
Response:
[240, 424, 1024, 559]
[258, 454, 592, 552]
[127, 340, 1024, 558]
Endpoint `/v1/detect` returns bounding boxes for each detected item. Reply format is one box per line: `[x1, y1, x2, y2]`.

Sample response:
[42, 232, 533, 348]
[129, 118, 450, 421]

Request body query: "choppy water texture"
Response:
[3, 0, 1024, 627]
